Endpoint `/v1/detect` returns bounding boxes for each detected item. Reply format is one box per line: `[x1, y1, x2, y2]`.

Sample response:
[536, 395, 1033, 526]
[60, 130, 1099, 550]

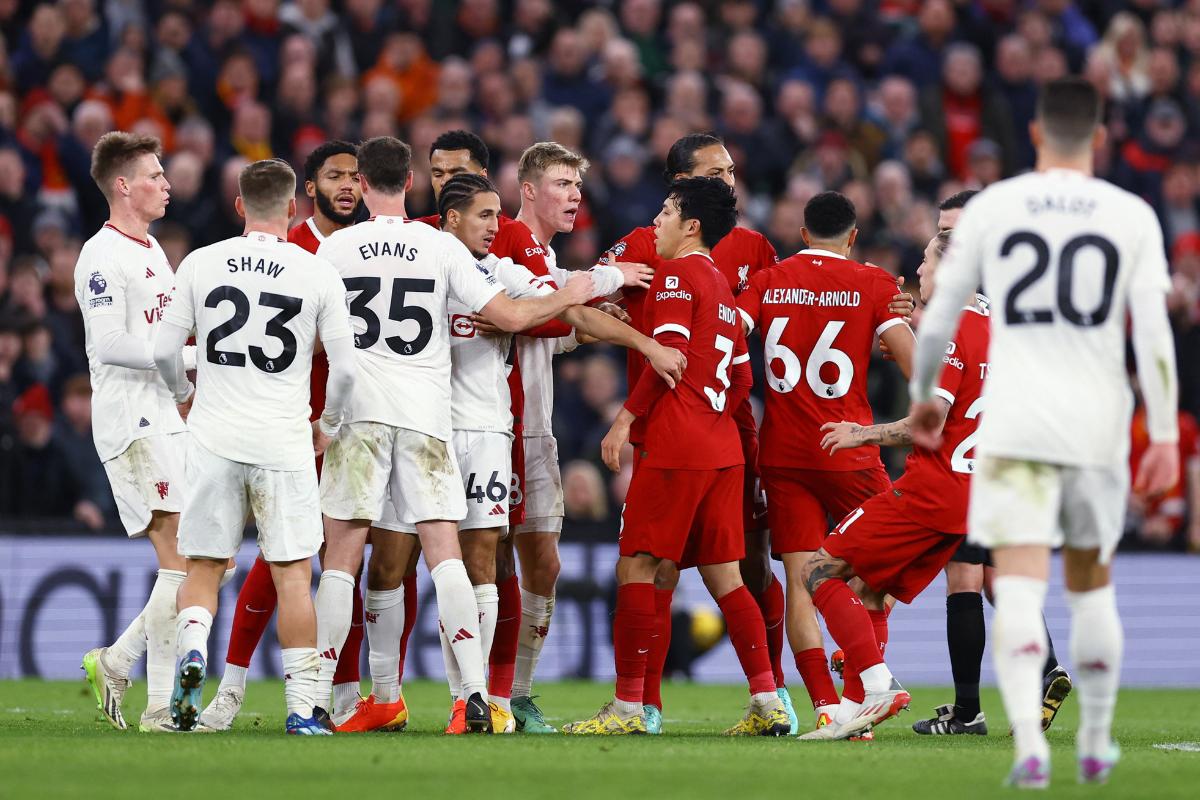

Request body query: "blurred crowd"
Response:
[0, 0, 1197, 550]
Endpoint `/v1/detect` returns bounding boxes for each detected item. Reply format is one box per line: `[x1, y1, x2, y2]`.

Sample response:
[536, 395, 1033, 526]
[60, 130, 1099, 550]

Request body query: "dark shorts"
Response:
[949, 538, 993, 567]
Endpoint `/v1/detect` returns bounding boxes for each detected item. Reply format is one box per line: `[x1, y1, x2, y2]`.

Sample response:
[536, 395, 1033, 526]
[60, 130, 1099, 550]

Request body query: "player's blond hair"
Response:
[238, 159, 297, 217]
[517, 141, 589, 185]
[89, 132, 162, 200]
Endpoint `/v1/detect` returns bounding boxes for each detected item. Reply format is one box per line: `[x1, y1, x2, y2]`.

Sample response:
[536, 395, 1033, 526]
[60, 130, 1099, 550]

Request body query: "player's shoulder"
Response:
[722, 226, 769, 249]
[413, 213, 441, 229]
[492, 217, 536, 248]
[601, 225, 656, 264]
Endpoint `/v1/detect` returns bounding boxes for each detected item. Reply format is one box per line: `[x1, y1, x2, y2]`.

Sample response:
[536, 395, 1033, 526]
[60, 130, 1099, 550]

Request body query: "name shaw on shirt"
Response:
[226, 256, 286, 277]
[762, 288, 861, 307]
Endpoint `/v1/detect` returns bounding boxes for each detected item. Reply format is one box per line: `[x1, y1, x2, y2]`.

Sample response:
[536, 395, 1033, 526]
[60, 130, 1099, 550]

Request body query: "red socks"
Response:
[754, 575, 786, 688]
[488, 574, 521, 699]
[840, 608, 890, 704]
[717, 586, 776, 696]
[641, 588, 673, 710]
[225, 557, 277, 667]
[333, 576, 365, 685]
[793, 648, 840, 709]
[811, 580, 883, 695]
[613, 583, 657, 704]
[396, 572, 418, 681]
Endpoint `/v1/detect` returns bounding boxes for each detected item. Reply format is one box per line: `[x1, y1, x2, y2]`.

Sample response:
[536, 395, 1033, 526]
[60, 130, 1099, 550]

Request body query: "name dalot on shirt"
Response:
[762, 288, 861, 307]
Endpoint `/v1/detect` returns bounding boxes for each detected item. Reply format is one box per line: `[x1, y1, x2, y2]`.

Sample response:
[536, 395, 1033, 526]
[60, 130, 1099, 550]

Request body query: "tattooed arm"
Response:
[819, 397, 951, 455]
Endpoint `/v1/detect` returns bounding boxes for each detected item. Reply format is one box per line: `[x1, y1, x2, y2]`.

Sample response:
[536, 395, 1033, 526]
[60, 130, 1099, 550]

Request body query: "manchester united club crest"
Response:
[155, 481, 169, 499]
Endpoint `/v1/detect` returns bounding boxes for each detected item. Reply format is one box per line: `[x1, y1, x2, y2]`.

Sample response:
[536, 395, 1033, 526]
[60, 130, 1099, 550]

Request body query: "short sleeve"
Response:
[493, 223, 556, 286]
[871, 268, 906, 337]
[648, 261, 696, 342]
[162, 256, 196, 331]
[759, 235, 779, 266]
[316, 260, 353, 342]
[599, 227, 657, 267]
[932, 334, 967, 406]
[78, 253, 127, 320]
[736, 270, 766, 331]
[445, 235, 504, 312]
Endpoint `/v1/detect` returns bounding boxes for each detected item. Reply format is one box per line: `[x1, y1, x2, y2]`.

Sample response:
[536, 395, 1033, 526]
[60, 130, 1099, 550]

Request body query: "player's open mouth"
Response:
[336, 195, 356, 209]
[564, 207, 578, 220]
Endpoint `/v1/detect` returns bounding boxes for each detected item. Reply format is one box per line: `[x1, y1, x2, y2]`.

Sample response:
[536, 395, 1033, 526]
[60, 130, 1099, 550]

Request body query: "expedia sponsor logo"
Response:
[656, 290, 692, 301]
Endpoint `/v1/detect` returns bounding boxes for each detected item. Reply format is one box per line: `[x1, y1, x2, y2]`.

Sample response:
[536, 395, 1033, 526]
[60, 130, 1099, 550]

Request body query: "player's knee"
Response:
[945, 561, 984, 594]
[653, 561, 680, 591]
[366, 550, 405, 589]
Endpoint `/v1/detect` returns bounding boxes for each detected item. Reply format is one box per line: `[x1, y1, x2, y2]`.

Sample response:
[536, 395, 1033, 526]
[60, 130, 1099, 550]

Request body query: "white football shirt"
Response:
[449, 255, 549, 433]
[163, 231, 353, 470]
[74, 223, 186, 461]
[919, 169, 1173, 466]
[317, 215, 503, 440]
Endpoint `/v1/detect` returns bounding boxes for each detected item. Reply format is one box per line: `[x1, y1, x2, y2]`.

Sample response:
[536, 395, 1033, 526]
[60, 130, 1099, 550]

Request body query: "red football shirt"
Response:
[624, 252, 751, 470]
[288, 216, 330, 422]
[736, 248, 907, 471]
[1130, 407, 1200, 527]
[888, 302, 991, 534]
[602, 225, 777, 444]
[413, 212, 514, 231]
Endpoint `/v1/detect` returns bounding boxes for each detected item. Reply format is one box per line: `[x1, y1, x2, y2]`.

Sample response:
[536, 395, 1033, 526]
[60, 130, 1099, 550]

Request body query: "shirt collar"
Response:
[798, 248, 847, 260]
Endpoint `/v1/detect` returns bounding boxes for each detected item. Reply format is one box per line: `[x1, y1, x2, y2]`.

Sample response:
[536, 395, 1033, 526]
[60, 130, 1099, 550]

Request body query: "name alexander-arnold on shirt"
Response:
[762, 288, 861, 306]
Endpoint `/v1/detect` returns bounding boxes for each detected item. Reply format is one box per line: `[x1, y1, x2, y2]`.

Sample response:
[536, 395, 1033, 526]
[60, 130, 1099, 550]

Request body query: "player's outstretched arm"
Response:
[314, 334, 357, 456]
[601, 408, 636, 473]
[820, 397, 950, 454]
[559, 304, 686, 388]
[477, 271, 596, 332]
[880, 321, 916, 381]
[152, 320, 195, 416]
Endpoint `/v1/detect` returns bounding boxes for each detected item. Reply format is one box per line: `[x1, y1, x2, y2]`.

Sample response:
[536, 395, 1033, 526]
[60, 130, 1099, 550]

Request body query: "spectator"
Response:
[0, 383, 79, 519]
[785, 17, 850, 98]
[60, 0, 109, 82]
[10, 3, 65, 92]
[919, 43, 1016, 181]
[542, 28, 609, 123]
[881, 0, 957, 88]
[1114, 98, 1188, 207]
[1094, 12, 1151, 105]
[822, 76, 887, 170]
[994, 34, 1039, 168]
[54, 373, 114, 531]
[1159, 162, 1200, 248]
[872, 75, 920, 161]
[279, 0, 356, 80]
[562, 459, 617, 539]
[1128, 384, 1200, 552]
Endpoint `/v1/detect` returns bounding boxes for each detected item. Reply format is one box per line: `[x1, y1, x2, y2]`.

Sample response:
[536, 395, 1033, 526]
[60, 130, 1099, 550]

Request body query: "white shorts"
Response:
[322, 421, 466, 526]
[376, 429, 512, 534]
[514, 434, 563, 534]
[102, 433, 186, 537]
[178, 438, 322, 563]
[968, 455, 1129, 563]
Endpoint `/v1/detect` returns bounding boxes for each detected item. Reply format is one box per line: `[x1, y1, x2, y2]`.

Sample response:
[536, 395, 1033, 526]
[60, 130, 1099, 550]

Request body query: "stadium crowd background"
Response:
[0, 0, 1197, 552]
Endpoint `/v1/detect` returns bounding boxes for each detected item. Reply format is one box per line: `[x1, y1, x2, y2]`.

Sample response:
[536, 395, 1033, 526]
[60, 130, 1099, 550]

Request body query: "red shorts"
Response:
[762, 465, 891, 555]
[823, 492, 963, 604]
[508, 422, 526, 527]
[620, 458, 744, 569]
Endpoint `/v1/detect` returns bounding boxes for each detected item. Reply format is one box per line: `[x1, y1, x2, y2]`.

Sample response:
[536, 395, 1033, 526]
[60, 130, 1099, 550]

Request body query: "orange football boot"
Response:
[334, 694, 408, 733]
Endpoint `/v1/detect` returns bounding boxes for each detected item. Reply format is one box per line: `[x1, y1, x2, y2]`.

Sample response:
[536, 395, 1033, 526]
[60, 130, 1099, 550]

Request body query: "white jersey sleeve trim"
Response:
[875, 317, 907, 337]
[653, 323, 691, 340]
[737, 307, 755, 332]
[932, 387, 956, 406]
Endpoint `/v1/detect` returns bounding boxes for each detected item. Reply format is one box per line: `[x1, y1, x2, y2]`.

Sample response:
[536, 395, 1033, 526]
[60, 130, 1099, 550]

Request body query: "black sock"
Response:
[1041, 614, 1060, 676]
[947, 592, 985, 721]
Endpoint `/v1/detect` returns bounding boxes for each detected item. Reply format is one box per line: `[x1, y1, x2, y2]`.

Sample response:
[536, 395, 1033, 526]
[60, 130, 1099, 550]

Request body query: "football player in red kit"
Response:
[734, 191, 916, 730]
[565, 177, 788, 736]
[796, 230, 989, 740]
[199, 140, 365, 731]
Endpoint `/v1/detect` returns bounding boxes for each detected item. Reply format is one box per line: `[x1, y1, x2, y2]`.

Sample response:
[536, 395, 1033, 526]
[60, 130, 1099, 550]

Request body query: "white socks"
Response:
[1068, 584, 1123, 757]
[438, 583, 500, 702]
[365, 585, 405, 704]
[281, 647, 319, 718]
[145, 569, 185, 708]
[993, 576, 1050, 762]
[106, 613, 146, 678]
[512, 588, 553, 699]
[217, 664, 248, 694]
[431, 559, 487, 700]
[474, 583, 499, 669]
[314, 569, 355, 708]
[176, 605, 213, 661]
[860, 663, 894, 694]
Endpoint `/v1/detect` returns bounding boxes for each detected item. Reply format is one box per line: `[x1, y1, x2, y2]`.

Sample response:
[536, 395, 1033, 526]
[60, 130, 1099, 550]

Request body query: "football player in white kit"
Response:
[154, 159, 357, 734]
[75, 132, 220, 733]
[313, 137, 596, 733]
[909, 78, 1180, 788]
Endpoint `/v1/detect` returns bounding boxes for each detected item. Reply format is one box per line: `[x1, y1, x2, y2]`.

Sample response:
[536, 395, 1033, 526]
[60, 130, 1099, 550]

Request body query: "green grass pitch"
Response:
[1, 680, 1198, 799]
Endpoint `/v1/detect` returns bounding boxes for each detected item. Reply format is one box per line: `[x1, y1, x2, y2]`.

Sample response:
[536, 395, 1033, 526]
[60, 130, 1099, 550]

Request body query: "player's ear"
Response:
[287, 196, 297, 222]
[1029, 120, 1042, 150]
[404, 170, 414, 193]
[234, 195, 246, 220]
[847, 228, 858, 250]
[800, 227, 812, 247]
[305, 179, 316, 199]
[1092, 124, 1107, 152]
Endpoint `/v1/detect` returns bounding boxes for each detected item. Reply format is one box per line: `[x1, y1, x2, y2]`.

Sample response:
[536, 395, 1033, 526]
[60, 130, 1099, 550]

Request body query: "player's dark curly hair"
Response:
[666, 176, 738, 250]
[430, 129, 490, 170]
[664, 133, 723, 182]
[302, 140, 357, 183]
[438, 173, 498, 224]
[803, 191, 857, 240]
[938, 189, 979, 212]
